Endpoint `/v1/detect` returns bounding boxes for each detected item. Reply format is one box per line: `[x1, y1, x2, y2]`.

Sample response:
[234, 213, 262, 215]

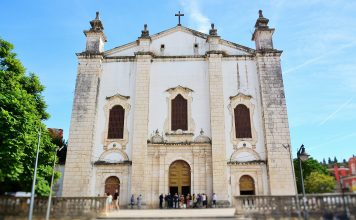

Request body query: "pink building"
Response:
[329, 156, 356, 193]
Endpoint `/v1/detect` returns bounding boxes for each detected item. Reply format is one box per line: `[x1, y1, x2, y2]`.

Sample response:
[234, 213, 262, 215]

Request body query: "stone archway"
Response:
[105, 176, 120, 196]
[169, 160, 191, 196]
[239, 175, 255, 195]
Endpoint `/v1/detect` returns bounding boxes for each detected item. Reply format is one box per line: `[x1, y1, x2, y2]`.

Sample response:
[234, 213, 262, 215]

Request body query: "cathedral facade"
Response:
[62, 10, 296, 207]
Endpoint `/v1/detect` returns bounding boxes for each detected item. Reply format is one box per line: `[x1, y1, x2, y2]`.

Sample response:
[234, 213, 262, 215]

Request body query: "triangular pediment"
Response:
[104, 26, 255, 57]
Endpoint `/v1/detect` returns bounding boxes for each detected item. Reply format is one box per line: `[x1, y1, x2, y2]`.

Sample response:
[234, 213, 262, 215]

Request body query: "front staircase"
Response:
[97, 208, 237, 219]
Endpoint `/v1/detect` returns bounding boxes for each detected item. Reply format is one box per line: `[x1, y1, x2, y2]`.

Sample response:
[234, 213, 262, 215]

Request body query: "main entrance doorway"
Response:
[104, 176, 120, 196]
[239, 175, 255, 195]
[169, 160, 191, 196]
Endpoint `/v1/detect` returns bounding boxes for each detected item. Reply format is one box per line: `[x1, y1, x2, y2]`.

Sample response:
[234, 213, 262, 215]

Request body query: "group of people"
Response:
[159, 193, 217, 209]
[130, 194, 143, 209]
[105, 189, 120, 212]
[105, 191, 217, 211]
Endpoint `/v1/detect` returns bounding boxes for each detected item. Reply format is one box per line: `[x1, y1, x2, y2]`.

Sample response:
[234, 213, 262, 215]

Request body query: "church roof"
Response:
[104, 25, 255, 57]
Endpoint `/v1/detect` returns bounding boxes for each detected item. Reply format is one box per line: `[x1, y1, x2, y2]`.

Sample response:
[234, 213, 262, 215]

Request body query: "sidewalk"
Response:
[97, 208, 236, 219]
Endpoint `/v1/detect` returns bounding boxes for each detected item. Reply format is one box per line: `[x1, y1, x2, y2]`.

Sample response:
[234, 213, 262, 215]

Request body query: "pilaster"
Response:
[131, 26, 152, 199]
[207, 23, 229, 204]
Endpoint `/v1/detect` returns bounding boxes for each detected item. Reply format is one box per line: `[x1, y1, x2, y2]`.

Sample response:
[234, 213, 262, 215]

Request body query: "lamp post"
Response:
[45, 146, 62, 220]
[297, 144, 309, 220]
[29, 128, 41, 220]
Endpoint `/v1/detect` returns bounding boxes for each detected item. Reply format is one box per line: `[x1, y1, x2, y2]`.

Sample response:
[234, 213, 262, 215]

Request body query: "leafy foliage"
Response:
[305, 172, 335, 193]
[0, 37, 58, 195]
[293, 157, 329, 193]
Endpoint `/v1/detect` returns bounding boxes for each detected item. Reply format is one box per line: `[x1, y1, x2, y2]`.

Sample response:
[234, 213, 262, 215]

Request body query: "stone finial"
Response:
[255, 9, 269, 29]
[194, 128, 211, 143]
[258, 10, 263, 18]
[90, 11, 104, 31]
[151, 129, 164, 143]
[140, 24, 150, 38]
[209, 23, 218, 36]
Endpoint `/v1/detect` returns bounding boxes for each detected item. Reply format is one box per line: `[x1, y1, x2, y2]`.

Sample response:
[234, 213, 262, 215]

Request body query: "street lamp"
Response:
[45, 146, 63, 220]
[29, 128, 41, 220]
[297, 144, 309, 220]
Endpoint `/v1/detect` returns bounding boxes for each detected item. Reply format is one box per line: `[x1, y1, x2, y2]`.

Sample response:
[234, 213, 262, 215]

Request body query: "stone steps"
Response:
[97, 208, 238, 219]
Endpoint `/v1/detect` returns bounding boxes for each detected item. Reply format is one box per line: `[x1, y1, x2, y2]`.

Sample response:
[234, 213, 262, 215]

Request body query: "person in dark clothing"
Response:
[164, 194, 169, 208]
[169, 193, 173, 208]
[159, 194, 164, 208]
[173, 193, 179, 208]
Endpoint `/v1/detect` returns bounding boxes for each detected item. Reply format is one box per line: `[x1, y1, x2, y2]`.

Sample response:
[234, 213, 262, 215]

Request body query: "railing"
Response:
[0, 196, 106, 218]
[233, 193, 356, 218]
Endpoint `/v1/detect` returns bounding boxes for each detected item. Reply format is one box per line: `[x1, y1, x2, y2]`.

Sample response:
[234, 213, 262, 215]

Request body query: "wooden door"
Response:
[169, 160, 191, 195]
[104, 176, 120, 196]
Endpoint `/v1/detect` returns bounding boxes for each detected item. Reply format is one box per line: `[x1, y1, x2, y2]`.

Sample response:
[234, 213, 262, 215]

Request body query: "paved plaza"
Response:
[97, 208, 237, 219]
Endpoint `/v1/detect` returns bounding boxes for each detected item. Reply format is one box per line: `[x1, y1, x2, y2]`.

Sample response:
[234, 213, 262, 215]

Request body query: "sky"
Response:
[1, 0, 355, 162]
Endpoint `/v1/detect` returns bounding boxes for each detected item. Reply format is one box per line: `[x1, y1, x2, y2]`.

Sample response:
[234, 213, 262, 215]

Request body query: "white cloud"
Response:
[180, 0, 211, 33]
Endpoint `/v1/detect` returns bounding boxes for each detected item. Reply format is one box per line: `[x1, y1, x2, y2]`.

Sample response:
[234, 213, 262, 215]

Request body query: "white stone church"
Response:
[62, 10, 296, 207]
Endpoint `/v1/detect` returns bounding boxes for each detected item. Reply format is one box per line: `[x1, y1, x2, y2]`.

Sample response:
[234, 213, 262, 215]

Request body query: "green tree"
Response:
[304, 172, 335, 193]
[0, 37, 58, 195]
[293, 157, 329, 193]
[333, 156, 338, 163]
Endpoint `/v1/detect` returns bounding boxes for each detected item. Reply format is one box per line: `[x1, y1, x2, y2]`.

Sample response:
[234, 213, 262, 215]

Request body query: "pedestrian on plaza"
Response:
[202, 193, 207, 208]
[105, 192, 113, 213]
[159, 193, 164, 209]
[166, 194, 169, 208]
[212, 193, 217, 208]
[137, 194, 142, 209]
[130, 194, 135, 209]
[192, 194, 197, 208]
[174, 193, 179, 208]
[205, 194, 208, 208]
[113, 189, 119, 210]
[197, 194, 201, 208]
[186, 193, 191, 208]
[179, 194, 185, 208]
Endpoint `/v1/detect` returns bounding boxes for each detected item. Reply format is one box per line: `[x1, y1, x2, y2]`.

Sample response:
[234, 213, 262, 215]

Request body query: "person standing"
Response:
[202, 193, 206, 208]
[159, 194, 164, 209]
[130, 194, 135, 209]
[113, 189, 119, 210]
[186, 193, 191, 208]
[212, 193, 217, 208]
[173, 193, 179, 208]
[137, 194, 142, 209]
[164, 193, 169, 209]
[105, 192, 113, 214]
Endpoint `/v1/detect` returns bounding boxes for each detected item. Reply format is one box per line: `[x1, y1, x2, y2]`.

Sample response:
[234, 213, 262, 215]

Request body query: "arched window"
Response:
[171, 94, 188, 131]
[108, 105, 125, 139]
[234, 104, 252, 138]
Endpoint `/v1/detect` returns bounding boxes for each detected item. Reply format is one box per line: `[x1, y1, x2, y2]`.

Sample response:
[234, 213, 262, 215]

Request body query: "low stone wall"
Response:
[0, 196, 106, 219]
[233, 193, 356, 219]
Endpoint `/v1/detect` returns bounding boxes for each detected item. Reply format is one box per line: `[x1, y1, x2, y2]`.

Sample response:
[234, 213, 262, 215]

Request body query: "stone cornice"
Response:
[76, 52, 104, 59]
[134, 51, 154, 56]
[93, 160, 132, 165]
[255, 49, 282, 56]
[227, 160, 266, 165]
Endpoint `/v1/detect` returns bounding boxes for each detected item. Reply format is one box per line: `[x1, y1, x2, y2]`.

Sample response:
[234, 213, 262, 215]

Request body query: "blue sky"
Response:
[1, 0, 355, 162]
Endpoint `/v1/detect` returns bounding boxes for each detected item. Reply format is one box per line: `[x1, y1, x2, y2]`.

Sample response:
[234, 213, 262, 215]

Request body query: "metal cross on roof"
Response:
[175, 11, 184, 26]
